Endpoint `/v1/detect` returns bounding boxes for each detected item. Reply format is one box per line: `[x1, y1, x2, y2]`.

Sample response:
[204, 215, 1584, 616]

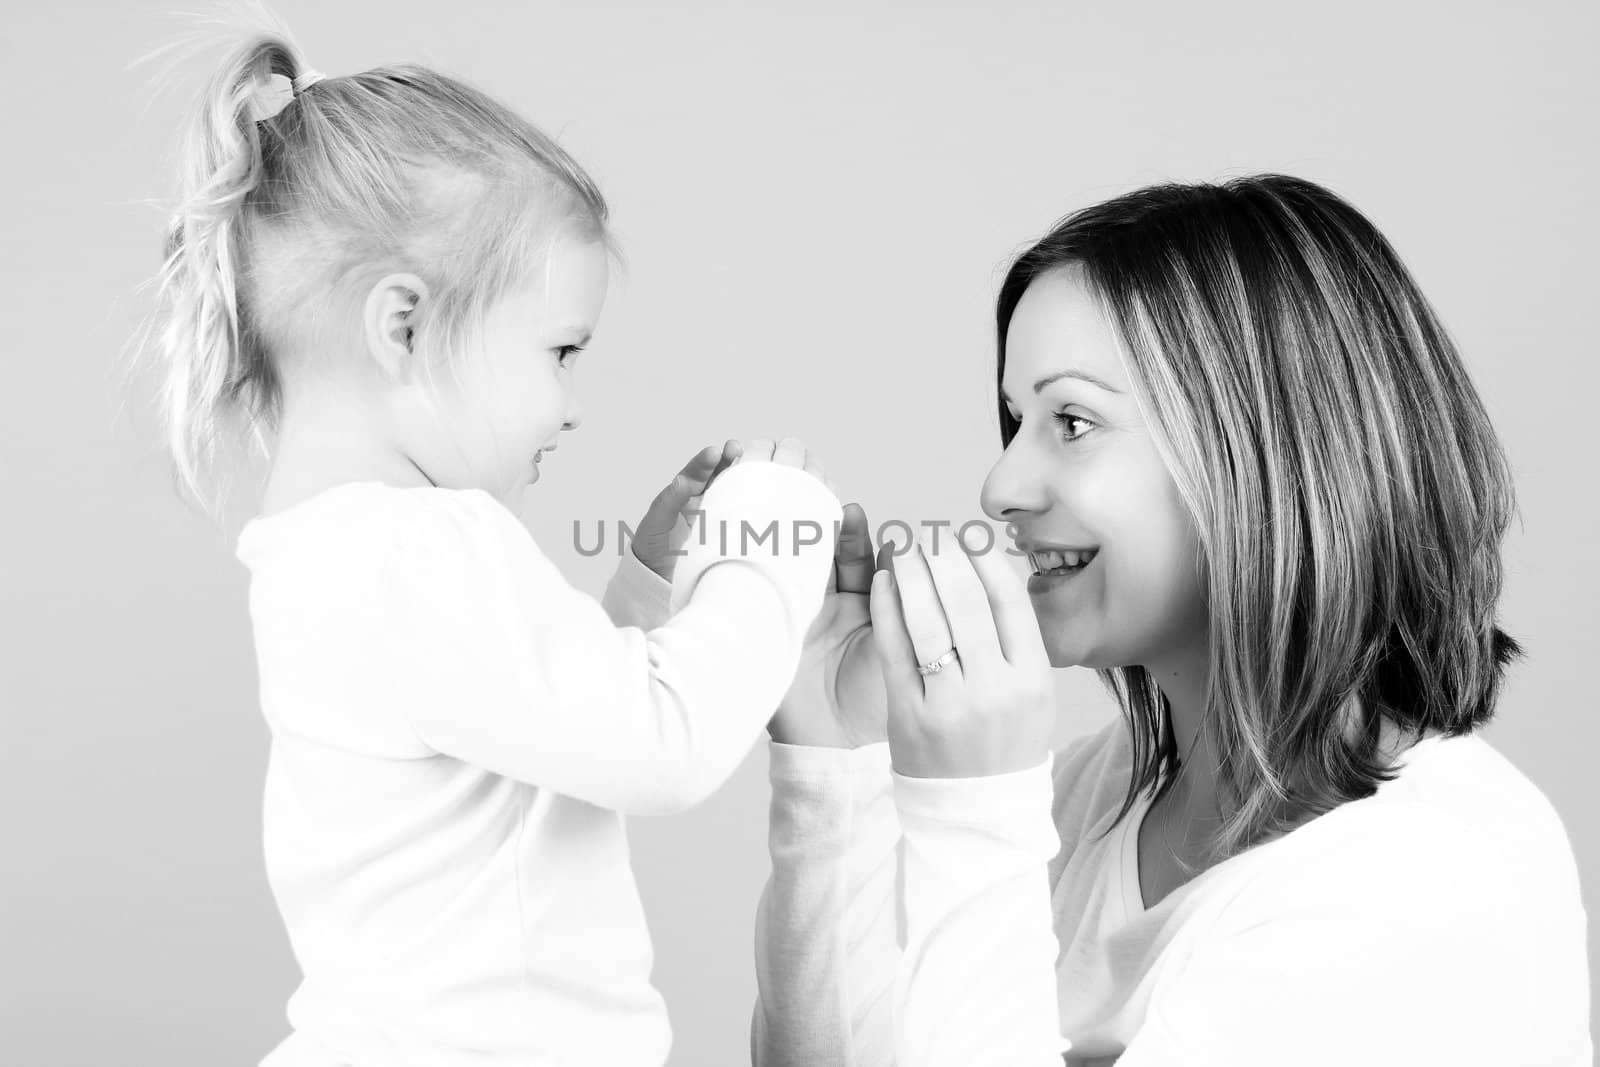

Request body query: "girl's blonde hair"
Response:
[140, 20, 608, 516]
[996, 175, 1521, 859]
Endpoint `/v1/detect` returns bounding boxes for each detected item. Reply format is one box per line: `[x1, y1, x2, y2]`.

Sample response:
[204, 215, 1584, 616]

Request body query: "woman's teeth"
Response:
[1029, 548, 1098, 574]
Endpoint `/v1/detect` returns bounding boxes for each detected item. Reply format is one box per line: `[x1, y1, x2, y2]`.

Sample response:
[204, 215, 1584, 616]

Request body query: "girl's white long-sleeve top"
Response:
[752, 720, 1592, 1067]
[234, 462, 841, 1067]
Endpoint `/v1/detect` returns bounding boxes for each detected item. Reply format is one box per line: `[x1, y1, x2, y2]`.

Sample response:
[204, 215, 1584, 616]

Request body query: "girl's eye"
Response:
[1052, 411, 1094, 442]
[556, 344, 585, 366]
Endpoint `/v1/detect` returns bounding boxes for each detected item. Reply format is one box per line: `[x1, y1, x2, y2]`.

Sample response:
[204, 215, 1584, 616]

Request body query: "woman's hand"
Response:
[630, 441, 742, 580]
[869, 525, 1054, 778]
[768, 503, 889, 748]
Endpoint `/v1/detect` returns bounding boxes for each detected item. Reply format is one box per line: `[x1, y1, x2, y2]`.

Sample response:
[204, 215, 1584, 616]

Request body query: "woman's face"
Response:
[980, 265, 1208, 672]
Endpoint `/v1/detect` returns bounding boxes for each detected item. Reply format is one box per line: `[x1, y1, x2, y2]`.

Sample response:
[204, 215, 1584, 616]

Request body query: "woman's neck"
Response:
[1148, 649, 1426, 851]
[1145, 646, 1223, 825]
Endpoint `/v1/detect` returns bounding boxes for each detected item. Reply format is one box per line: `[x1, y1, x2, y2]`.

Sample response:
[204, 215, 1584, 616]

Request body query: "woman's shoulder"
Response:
[1234, 730, 1584, 923]
[1190, 731, 1590, 1045]
[1382, 731, 1579, 882]
[1326, 732, 1572, 859]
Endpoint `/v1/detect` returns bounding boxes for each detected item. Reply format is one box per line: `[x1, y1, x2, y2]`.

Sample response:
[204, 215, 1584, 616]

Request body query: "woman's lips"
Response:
[1028, 548, 1097, 572]
[1025, 548, 1098, 594]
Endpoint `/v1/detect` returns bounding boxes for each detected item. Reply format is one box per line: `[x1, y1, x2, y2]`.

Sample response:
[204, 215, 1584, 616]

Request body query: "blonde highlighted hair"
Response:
[137, 13, 608, 516]
[997, 175, 1521, 858]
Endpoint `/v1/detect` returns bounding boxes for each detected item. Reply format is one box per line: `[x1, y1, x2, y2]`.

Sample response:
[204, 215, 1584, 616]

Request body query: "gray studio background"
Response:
[3, 1, 1596, 1063]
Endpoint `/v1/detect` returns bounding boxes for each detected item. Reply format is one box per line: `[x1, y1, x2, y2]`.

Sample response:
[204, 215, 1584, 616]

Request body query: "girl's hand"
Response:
[769, 503, 890, 748]
[632, 437, 833, 581]
[730, 436, 831, 484]
[869, 525, 1054, 778]
[631, 441, 742, 581]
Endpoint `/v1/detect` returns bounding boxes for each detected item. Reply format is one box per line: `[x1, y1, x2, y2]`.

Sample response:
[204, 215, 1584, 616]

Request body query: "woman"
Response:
[750, 175, 1591, 1066]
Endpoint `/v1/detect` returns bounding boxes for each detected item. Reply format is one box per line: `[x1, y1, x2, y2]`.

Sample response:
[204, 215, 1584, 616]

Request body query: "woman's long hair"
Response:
[996, 175, 1521, 858]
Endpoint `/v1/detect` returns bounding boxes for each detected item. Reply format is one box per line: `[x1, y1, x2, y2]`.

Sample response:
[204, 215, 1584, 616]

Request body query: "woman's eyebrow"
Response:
[1000, 369, 1123, 404]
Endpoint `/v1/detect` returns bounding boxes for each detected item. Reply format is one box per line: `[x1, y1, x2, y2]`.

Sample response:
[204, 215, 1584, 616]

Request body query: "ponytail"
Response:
[136, 13, 610, 521]
[149, 34, 315, 517]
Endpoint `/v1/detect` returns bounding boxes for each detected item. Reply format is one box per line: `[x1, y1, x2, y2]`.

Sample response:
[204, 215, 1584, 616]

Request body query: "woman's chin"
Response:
[1037, 627, 1101, 669]
[1044, 644, 1106, 670]
[1031, 601, 1104, 668]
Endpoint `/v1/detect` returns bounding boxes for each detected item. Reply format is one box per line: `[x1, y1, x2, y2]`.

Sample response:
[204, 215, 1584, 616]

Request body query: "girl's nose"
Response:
[981, 434, 1050, 523]
[562, 396, 584, 433]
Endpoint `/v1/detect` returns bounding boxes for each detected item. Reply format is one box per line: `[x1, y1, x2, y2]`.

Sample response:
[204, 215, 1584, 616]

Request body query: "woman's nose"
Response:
[562, 395, 584, 433]
[980, 435, 1049, 522]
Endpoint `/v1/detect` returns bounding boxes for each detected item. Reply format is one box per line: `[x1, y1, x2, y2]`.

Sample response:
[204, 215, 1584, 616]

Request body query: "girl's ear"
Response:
[363, 273, 431, 381]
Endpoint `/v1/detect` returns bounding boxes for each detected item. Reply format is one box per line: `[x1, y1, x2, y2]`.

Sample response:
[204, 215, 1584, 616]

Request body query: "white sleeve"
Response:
[891, 757, 1071, 1066]
[383, 462, 842, 815]
[600, 546, 674, 632]
[752, 741, 901, 1067]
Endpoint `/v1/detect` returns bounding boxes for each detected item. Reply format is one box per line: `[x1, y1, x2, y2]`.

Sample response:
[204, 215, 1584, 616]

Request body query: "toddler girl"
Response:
[145, 26, 840, 1067]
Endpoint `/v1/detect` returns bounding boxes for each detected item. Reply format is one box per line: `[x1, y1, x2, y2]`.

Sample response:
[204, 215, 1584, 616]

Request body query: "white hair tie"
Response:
[251, 69, 327, 123]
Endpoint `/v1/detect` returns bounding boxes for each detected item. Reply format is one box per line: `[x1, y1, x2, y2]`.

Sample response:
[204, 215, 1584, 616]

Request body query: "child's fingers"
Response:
[638, 469, 700, 538]
[803, 454, 836, 495]
[661, 445, 722, 509]
[735, 438, 776, 464]
[772, 437, 807, 469]
[685, 444, 721, 472]
[677, 444, 723, 493]
[639, 446, 722, 533]
[702, 439, 742, 490]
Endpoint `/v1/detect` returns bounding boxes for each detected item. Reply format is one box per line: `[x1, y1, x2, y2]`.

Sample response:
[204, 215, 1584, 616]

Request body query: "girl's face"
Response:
[980, 266, 1208, 673]
[421, 236, 609, 503]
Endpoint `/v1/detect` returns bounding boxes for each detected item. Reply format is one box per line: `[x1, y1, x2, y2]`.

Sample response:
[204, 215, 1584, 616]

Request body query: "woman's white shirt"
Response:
[753, 719, 1591, 1066]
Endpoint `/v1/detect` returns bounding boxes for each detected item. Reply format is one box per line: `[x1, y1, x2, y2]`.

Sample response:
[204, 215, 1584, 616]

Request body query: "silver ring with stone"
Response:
[915, 647, 960, 676]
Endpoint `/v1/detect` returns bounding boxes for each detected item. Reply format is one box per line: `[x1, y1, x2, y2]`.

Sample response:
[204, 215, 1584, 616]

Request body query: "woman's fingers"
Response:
[963, 530, 1049, 670]
[890, 538, 963, 687]
[916, 529, 1004, 672]
[835, 504, 874, 595]
[868, 565, 924, 711]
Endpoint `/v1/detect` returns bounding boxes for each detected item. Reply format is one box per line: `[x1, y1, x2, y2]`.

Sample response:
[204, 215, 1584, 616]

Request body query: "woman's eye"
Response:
[1052, 411, 1094, 441]
[555, 344, 585, 366]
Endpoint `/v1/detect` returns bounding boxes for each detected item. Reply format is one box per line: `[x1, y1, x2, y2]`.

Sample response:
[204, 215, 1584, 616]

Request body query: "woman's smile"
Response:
[1025, 549, 1099, 593]
[1017, 537, 1101, 593]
